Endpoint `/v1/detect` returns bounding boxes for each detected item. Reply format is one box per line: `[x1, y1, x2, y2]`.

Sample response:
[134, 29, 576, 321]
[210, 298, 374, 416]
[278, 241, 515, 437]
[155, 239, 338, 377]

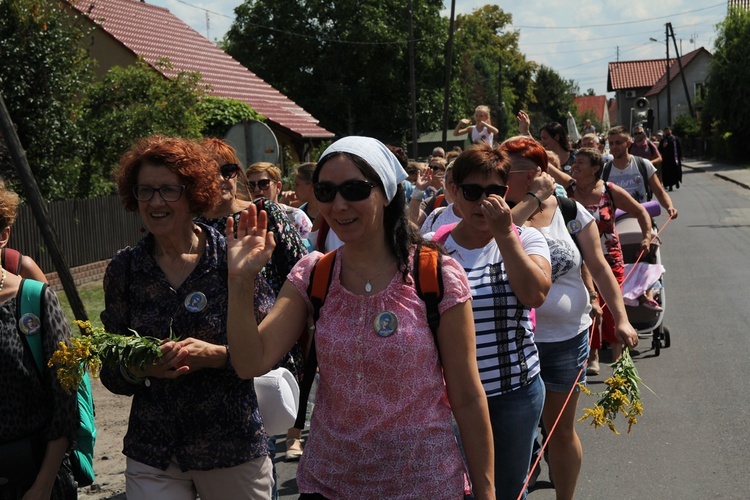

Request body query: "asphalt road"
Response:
[276, 166, 750, 499]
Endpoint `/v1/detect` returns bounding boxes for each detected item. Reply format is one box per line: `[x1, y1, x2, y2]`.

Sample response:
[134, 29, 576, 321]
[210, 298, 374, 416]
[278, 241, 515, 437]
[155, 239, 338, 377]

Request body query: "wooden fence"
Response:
[11, 195, 142, 274]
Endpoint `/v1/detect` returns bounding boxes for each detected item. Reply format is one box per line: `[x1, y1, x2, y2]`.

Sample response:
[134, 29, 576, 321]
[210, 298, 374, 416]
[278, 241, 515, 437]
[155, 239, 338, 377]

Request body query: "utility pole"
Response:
[666, 23, 671, 126]
[667, 22, 694, 118]
[408, 0, 418, 159]
[441, 0, 456, 151]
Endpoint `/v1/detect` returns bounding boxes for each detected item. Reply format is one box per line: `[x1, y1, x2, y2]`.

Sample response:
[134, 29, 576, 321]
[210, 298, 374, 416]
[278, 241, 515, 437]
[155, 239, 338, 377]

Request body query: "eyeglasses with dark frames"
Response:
[220, 163, 240, 179]
[313, 180, 376, 203]
[459, 184, 507, 202]
[247, 179, 272, 191]
[132, 184, 186, 202]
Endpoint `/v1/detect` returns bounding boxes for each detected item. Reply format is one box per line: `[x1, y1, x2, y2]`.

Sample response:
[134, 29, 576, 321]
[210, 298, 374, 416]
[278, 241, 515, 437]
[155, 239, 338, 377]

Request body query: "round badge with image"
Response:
[184, 291, 208, 313]
[566, 219, 582, 235]
[374, 311, 398, 337]
[19, 313, 41, 336]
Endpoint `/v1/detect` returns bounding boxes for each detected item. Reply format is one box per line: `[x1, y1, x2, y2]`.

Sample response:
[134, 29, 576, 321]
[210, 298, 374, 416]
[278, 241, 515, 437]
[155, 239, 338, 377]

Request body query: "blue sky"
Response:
[148, 0, 726, 97]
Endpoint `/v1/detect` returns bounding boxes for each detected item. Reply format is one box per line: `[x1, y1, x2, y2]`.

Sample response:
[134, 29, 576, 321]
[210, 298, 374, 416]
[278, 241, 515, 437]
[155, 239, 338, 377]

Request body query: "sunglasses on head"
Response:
[313, 180, 376, 203]
[220, 163, 240, 179]
[460, 183, 507, 202]
[247, 179, 272, 191]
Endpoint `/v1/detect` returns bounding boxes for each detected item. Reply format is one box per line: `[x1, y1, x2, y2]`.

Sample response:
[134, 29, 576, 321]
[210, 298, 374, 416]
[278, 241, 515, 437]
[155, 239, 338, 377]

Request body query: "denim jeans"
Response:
[487, 375, 545, 500]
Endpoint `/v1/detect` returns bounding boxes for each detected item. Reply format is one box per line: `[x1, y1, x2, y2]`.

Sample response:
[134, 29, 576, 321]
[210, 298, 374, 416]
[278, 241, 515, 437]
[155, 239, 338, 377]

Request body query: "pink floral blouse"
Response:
[288, 248, 472, 499]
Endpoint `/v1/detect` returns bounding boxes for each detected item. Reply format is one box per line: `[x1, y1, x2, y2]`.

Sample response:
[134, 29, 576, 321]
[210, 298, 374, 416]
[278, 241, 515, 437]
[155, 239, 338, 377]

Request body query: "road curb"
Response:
[683, 163, 750, 191]
[713, 173, 750, 191]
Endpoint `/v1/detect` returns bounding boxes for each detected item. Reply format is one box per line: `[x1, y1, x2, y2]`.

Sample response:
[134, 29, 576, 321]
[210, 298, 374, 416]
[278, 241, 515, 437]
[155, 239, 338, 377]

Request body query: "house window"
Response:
[695, 82, 706, 100]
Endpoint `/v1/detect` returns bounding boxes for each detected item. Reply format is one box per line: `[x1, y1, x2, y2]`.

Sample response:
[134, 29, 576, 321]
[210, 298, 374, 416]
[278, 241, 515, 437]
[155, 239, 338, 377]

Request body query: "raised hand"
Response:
[226, 205, 276, 280]
[480, 194, 514, 239]
[528, 168, 557, 201]
[415, 167, 433, 191]
[516, 110, 531, 135]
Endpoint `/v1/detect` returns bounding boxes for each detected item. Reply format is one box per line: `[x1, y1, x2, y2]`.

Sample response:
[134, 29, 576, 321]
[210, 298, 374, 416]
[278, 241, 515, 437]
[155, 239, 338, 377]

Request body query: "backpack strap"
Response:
[15, 279, 48, 375]
[316, 217, 331, 252]
[632, 155, 653, 201]
[412, 244, 442, 343]
[556, 196, 582, 249]
[2, 247, 23, 275]
[433, 222, 458, 246]
[602, 160, 612, 183]
[294, 251, 336, 430]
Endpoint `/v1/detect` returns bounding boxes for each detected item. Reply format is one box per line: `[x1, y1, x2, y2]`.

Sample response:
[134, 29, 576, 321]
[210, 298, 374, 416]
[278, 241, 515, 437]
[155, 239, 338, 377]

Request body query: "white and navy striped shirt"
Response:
[443, 226, 550, 397]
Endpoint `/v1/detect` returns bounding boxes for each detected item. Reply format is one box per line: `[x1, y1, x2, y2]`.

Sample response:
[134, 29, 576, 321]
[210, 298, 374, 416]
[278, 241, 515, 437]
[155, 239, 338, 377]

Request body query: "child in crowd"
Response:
[454, 105, 499, 146]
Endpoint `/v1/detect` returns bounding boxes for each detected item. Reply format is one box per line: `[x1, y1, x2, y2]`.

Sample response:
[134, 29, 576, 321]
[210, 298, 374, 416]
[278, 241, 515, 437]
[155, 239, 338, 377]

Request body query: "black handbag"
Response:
[0, 436, 43, 489]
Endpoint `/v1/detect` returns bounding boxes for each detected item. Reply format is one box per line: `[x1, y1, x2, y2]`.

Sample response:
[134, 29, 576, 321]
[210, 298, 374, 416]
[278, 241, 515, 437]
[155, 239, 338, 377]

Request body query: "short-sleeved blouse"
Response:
[287, 249, 471, 499]
[99, 224, 268, 471]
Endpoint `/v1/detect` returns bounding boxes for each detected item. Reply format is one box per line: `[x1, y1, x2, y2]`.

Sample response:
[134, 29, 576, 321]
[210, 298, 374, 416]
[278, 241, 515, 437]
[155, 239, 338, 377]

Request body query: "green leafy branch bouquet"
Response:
[48, 320, 175, 394]
[578, 348, 650, 434]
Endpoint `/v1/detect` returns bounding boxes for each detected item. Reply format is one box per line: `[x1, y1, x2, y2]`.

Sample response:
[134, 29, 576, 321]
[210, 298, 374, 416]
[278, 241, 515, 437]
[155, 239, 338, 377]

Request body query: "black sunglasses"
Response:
[460, 184, 507, 202]
[220, 163, 240, 179]
[313, 180, 376, 203]
[247, 179, 272, 191]
[429, 164, 446, 172]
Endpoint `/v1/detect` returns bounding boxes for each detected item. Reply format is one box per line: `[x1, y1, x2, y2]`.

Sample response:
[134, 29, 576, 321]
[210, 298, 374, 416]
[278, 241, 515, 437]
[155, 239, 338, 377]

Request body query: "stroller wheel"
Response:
[652, 329, 661, 356]
[663, 326, 671, 348]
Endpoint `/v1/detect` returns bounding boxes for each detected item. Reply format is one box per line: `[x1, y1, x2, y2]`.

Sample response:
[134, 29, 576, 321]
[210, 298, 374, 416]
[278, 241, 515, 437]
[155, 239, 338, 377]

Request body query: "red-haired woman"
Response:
[503, 136, 638, 500]
[100, 136, 272, 499]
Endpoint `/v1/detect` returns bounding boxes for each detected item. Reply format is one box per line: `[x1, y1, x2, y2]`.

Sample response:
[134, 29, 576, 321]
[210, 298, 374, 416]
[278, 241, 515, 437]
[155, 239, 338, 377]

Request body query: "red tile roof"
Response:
[608, 58, 672, 92]
[68, 0, 334, 139]
[574, 95, 607, 118]
[607, 47, 711, 96]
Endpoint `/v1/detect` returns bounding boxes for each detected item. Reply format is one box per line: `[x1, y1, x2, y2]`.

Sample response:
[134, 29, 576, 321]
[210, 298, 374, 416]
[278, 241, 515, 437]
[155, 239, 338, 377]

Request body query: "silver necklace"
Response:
[345, 258, 393, 293]
[0, 267, 5, 292]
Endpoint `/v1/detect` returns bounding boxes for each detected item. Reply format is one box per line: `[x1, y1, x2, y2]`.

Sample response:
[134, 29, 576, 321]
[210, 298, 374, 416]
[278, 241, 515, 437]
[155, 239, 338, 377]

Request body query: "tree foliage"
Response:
[0, 0, 93, 200]
[529, 65, 578, 132]
[451, 5, 535, 139]
[225, 0, 447, 143]
[703, 8, 750, 160]
[79, 59, 206, 196]
[197, 95, 265, 138]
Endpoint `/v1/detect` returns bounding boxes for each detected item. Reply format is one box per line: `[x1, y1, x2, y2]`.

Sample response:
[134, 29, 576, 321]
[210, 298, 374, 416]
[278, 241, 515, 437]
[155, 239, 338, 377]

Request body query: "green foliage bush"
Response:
[197, 95, 265, 138]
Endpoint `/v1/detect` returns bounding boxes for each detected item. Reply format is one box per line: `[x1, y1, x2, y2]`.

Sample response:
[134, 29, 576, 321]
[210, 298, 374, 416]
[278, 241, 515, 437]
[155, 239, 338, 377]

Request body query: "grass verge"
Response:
[55, 280, 106, 331]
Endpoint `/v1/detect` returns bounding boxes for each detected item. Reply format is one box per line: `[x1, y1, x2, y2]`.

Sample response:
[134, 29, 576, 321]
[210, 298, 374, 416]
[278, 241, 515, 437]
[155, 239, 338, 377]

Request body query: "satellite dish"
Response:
[224, 120, 280, 168]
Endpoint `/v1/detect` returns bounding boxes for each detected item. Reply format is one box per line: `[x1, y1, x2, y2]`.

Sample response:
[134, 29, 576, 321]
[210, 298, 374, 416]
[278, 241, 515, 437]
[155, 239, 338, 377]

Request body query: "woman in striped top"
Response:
[435, 143, 551, 499]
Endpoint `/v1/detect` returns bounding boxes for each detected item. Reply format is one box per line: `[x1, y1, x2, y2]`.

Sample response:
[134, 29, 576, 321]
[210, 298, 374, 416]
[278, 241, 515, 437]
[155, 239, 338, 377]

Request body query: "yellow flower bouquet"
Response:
[578, 348, 647, 434]
[48, 320, 170, 393]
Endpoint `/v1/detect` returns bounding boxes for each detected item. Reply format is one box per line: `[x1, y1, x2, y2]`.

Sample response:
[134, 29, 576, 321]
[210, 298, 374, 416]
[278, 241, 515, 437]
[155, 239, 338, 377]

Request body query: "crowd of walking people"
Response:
[1, 108, 680, 499]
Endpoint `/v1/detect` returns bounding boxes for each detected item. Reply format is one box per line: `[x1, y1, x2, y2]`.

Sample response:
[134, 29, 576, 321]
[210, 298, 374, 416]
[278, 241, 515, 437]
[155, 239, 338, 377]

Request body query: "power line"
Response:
[510, 2, 725, 29]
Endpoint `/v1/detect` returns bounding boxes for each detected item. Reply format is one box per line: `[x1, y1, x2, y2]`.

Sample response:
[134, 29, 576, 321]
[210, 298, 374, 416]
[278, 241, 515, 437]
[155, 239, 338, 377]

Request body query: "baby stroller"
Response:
[615, 201, 671, 356]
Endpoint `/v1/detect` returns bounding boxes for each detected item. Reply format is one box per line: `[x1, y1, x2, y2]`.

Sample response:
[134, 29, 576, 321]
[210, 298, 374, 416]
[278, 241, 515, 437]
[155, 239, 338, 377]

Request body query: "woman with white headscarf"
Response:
[224, 137, 494, 499]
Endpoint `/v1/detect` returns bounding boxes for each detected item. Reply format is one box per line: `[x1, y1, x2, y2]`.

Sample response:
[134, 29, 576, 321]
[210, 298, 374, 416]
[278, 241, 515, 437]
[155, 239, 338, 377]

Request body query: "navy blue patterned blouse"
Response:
[99, 224, 269, 472]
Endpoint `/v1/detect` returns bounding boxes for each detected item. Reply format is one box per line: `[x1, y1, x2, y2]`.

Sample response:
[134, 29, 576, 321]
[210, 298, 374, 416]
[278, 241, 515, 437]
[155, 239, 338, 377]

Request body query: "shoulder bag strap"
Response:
[16, 279, 47, 376]
[294, 251, 336, 430]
